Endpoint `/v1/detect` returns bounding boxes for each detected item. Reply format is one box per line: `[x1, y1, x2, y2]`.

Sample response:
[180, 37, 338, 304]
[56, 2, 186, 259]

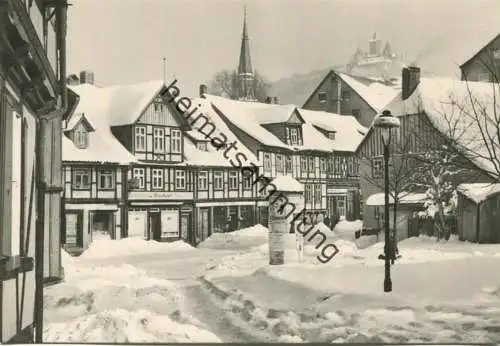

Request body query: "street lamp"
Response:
[373, 109, 400, 293]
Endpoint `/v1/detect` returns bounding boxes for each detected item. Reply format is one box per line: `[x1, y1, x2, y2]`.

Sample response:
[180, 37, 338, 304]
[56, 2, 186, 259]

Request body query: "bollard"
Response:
[268, 203, 286, 265]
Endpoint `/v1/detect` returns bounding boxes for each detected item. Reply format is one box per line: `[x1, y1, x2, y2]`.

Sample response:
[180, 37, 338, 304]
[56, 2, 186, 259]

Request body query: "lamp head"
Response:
[374, 110, 400, 146]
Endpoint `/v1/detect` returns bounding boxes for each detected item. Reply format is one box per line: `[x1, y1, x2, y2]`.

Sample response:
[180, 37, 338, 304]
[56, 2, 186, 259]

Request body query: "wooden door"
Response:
[180, 214, 189, 242]
[128, 210, 147, 238]
[149, 212, 161, 241]
[200, 208, 209, 242]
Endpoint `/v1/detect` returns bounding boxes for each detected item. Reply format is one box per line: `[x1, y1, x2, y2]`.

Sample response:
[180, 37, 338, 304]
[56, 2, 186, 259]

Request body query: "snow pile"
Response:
[45, 308, 220, 343]
[198, 224, 268, 250]
[333, 220, 363, 241]
[79, 237, 193, 260]
[45, 252, 220, 342]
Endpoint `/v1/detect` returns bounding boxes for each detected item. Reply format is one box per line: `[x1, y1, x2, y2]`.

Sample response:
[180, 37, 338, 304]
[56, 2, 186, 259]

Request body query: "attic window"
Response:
[197, 142, 208, 151]
[318, 92, 327, 103]
[342, 91, 351, 101]
[74, 127, 88, 149]
[327, 132, 336, 140]
[154, 102, 164, 112]
[494, 49, 500, 60]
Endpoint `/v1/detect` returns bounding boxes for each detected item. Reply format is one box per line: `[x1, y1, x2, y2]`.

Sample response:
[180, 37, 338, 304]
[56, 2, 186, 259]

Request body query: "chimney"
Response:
[273, 96, 278, 104]
[199, 84, 207, 97]
[79, 70, 94, 85]
[66, 74, 80, 86]
[402, 66, 420, 100]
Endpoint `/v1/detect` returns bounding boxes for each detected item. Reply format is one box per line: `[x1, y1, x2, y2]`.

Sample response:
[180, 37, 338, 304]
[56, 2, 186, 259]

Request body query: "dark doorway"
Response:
[148, 211, 161, 241]
[228, 206, 238, 231]
[90, 210, 115, 239]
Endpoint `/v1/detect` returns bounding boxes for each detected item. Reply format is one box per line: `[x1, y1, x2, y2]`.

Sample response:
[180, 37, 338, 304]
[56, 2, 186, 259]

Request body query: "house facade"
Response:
[460, 33, 500, 82]
[62, 76, 264, 248]
[301, 70, 398, 128]
[358, 66, 497, 241]
[203, 93, 366, 225]
[0, 0, 75, 342]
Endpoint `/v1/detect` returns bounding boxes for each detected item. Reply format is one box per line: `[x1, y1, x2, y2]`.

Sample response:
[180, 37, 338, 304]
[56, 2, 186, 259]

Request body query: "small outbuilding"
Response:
[456, 183, 500, 243]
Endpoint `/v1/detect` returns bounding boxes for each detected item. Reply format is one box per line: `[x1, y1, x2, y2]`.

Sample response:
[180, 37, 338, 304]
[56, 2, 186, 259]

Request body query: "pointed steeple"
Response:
[238, 6, 253, 75]
[236, 6, 256, 101]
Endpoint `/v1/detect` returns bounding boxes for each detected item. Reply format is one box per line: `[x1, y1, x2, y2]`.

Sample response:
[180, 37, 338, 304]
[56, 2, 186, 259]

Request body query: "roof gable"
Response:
[65, 112, 95, 132]
[460, 33, 500, 68]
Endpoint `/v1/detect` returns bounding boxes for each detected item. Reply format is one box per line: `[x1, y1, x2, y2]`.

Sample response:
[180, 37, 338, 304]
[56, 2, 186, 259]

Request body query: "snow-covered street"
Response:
[44, 223, 500, 343]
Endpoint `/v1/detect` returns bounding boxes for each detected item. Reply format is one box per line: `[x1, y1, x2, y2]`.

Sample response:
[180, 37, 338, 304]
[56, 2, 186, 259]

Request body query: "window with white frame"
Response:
[320, 157, 326, 172]
[305, 184, 313, 203]
[276, 154, 284, 172]
[152, 168, 164, 189]
[263, 153, 272, 171]
[198, 171, 208, 190]
[154, 102, 164, 112]
[314, 184, 322, 204]
[243, 173, 253, 190]
[300, 156, 307, 172]
[213, 171, 223, 190]
[229, 171, 238, 190]
[285, 127, 290, 143]
[153, 128, 164, 152]
[74, 127, 88, 149]
[175, 170, 186, 190]
[135, 126, 146, 151]
[171, 129, 182, 153]
[132, 168, 145, 189]
[328, 157, 335, 174]
[290, 128, 298, 145]
[372, 157, 383, 178]
[308, 156, 315, 172]
[285, 156, 293, 173]
[73, 168, 91, 189]
[98, 169, 114, 190]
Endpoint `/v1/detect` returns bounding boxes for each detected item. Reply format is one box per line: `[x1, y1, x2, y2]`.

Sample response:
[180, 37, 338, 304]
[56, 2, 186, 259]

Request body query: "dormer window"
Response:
[74, 127, 88, 149]
[197, 142, 208, 151]
[288, 127, 302, 146]
[327, 131, 336, 140]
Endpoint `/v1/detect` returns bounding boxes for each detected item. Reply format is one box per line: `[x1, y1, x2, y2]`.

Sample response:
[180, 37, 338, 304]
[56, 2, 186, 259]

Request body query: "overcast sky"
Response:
[67, 0, 500, 97]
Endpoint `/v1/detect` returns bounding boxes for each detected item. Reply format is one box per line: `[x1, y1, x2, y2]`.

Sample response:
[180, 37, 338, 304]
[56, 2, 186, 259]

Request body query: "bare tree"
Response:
[208, 69, 271, 102]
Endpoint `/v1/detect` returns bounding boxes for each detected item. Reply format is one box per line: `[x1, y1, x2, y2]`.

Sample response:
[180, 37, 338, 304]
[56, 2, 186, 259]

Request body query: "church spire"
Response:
[236, 5, 256, 101]
[238, 5, 253, 75]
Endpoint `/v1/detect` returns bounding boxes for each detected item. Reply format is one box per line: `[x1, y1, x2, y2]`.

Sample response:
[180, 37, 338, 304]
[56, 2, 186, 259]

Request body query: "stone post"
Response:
[268, 201, 286, 265]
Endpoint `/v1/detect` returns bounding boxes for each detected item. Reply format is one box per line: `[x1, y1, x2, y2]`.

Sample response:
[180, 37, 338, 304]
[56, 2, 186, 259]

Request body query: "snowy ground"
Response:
[45, 222, 500, 343]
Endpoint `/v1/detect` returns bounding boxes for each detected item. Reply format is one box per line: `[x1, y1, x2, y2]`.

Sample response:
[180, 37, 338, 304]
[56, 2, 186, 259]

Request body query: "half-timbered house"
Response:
[357, 66, 498, 241]
[201, 93, 367, 225]
[64, 76, 263, 247]
[61, 81, 138, 254]
[0, 0, 75, 342]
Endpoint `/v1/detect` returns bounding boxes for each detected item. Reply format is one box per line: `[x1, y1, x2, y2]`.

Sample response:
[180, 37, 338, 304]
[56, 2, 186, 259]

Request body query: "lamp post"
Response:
[373, 110, 400, 293]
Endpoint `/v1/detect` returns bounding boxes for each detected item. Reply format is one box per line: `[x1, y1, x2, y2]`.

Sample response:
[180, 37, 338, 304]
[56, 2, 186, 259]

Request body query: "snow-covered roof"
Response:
[188, 97, 260, 165]
[104, 80, 165, 126]
[338, 72, 400, 112]
[456, 183, 500, 204]
[298, 109, 368, 152]
[65, 112, 94, 132]
[460, 32, 500, 67]
[365, 192, 428, 206]
[270, 175, 303, 192]
[204, 94, 335, 153]
[385, 77, 500, 178]
[64, 83, 139, 164]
